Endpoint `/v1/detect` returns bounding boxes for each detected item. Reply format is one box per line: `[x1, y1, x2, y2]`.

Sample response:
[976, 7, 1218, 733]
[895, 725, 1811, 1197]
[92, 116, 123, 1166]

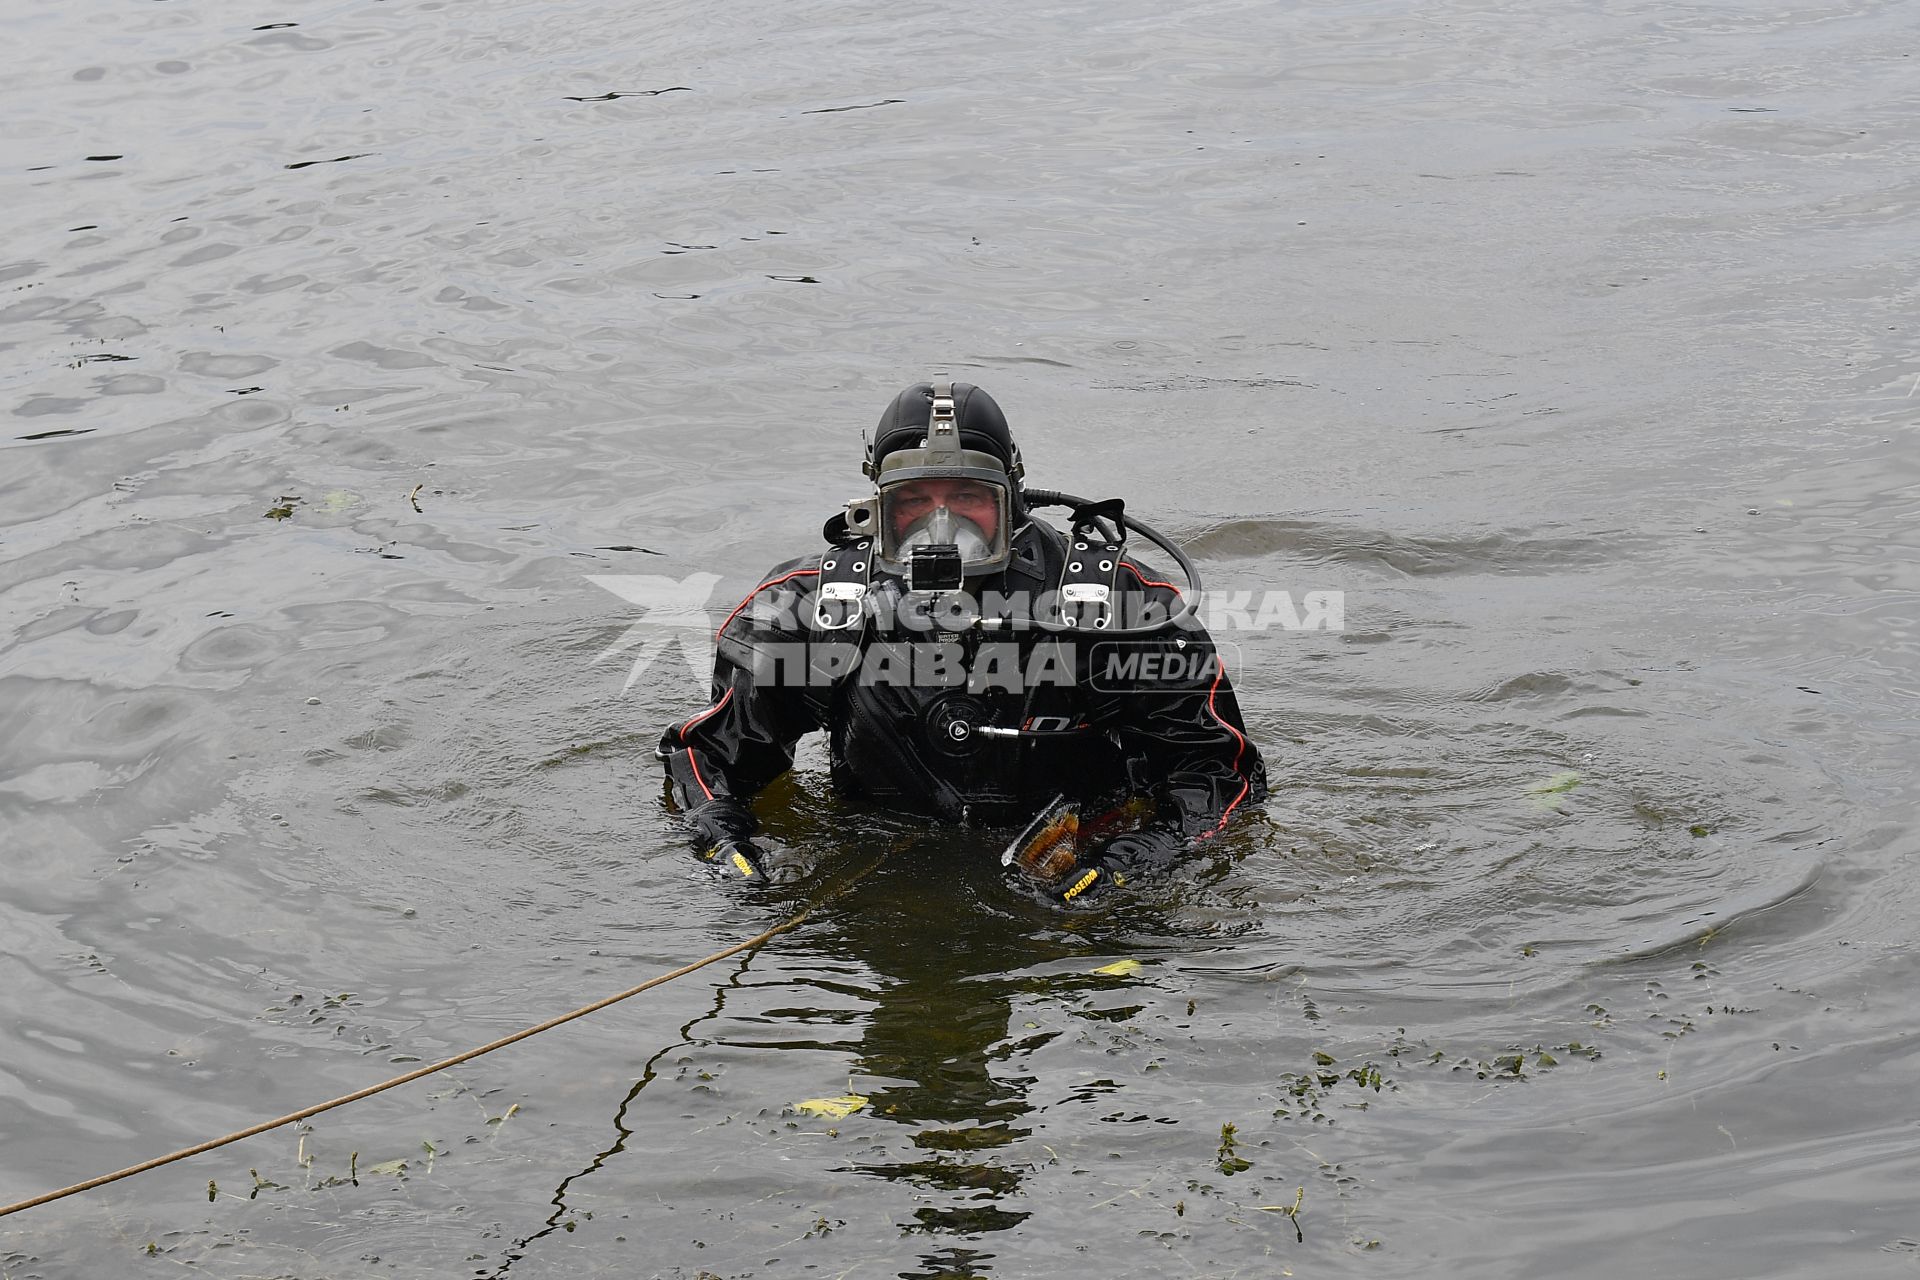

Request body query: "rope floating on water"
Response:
[0, 906, 815, 1221]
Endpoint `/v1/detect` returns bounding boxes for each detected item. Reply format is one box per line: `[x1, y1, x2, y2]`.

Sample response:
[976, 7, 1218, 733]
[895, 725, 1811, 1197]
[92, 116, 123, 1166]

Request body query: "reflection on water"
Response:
[825, 864, 1043, 1237]
[491, 837, 1127, 1271]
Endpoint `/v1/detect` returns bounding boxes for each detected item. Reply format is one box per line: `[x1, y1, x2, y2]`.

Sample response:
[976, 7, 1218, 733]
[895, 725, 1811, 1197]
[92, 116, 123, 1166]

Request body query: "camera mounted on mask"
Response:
[844, 382, 1019, 590]
[826, 378, 1205, 639]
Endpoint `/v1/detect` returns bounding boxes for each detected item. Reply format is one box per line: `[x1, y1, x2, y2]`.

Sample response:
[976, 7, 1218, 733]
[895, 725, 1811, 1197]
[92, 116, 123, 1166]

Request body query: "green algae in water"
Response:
[1528, 769, 1583, 809]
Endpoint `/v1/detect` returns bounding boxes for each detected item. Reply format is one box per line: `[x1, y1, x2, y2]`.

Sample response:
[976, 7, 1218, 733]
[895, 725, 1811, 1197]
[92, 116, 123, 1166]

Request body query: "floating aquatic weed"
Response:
[1527, 769, 1582, 809]
[1424, 1040, 1601, 1080]
[1256, 1186, 1307, 1243]
[1215, 1122, 1252, 1175]
[1274, 1051, 1392, 1122]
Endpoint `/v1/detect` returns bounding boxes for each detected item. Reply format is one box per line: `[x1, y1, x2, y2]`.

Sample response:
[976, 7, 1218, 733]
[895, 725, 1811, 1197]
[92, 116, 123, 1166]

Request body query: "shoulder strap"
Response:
[1051, 509, 1126, 631]
[811, 535, 874, 633]
[804, 533, 874, 696]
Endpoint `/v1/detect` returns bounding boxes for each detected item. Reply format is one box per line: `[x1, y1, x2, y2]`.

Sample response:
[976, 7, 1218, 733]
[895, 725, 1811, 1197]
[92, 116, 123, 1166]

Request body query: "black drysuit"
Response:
[657, 517, 1266, 862]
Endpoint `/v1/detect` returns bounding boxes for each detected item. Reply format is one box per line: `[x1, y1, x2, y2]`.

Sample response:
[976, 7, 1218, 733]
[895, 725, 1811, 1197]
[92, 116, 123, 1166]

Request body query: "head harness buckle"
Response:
[927, 381, 959, 451]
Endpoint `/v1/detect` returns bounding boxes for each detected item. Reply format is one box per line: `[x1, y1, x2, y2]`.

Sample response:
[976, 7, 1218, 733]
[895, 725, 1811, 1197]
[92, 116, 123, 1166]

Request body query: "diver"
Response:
[656, 381, 1266, 903]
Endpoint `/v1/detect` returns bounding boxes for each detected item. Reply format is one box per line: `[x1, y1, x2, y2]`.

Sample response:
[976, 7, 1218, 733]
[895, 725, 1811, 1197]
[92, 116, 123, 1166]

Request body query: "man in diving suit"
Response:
[657, 381, 1265, 904]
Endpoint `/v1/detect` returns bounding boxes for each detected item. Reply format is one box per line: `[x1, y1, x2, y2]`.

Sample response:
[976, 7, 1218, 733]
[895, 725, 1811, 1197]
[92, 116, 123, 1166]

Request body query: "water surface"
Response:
[4, 0, 1918, 1275]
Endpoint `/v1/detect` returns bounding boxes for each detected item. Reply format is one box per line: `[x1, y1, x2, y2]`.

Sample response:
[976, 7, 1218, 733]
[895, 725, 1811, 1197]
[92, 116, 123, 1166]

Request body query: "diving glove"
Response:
[701, 837, 770, 882]
[1053, 859, 1119, 905]
[686, 797, 767, 881]
[1052, 828, 1186, 907]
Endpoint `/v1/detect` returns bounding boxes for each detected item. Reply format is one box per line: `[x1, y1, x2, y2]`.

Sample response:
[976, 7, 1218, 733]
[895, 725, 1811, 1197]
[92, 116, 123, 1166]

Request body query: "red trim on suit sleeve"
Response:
[715, 568, 821, 640]
[673, 687, 736, 802]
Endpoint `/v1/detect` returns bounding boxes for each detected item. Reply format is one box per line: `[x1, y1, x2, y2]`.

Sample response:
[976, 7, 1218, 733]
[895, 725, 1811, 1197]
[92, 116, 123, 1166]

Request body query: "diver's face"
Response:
[887, 478, 1001, 541]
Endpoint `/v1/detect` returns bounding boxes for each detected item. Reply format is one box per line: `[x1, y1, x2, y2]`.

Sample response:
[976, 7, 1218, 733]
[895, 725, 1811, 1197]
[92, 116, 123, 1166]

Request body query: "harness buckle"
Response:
[1053, 522, 1125, 630]
[812, 580, 868, 632]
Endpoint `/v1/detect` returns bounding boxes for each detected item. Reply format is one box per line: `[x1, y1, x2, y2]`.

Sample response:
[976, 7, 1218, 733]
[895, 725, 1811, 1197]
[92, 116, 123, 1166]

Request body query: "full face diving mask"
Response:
[844, 384, 1015, 586]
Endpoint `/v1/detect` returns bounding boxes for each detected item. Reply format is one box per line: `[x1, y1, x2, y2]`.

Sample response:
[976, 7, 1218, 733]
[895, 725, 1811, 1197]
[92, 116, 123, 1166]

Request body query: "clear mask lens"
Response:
[878, 474, 1011, 576]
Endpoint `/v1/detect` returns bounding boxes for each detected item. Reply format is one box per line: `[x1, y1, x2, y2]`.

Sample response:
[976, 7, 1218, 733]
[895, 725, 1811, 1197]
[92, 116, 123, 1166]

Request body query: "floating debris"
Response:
[1528, 769, 1582, 809]
[564, 88, 690, 102]
[803, 98, 905, 115]
[284, 154, 373, 171]
[1256, 1186, 1306, 1242]
[793, 1094, 867, 1120]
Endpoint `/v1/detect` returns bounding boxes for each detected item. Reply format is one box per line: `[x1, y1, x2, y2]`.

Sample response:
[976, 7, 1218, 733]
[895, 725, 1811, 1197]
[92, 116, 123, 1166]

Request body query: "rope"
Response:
[0, 904, 818, 1221]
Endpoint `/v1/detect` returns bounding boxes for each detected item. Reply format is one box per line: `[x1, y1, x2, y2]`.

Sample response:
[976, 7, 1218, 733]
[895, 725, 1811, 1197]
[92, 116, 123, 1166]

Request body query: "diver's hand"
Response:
[686, 798, 777, 883]
[700, 837, 771, 883]
[1052, 857, 1118, 905]
[699, 837, 809, 885]
[1052, 828, 1186, 907]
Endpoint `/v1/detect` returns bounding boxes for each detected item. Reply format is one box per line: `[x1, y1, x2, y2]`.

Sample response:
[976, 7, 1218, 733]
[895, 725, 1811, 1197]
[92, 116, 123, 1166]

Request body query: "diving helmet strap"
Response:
[926, 382, 960, 458]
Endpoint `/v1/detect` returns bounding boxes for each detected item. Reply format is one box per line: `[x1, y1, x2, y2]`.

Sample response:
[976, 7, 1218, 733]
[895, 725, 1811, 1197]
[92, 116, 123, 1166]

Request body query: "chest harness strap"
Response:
[806, 535, 874, 692]
[1052, 500, 1127, 631]
[811, 537, 873, 632]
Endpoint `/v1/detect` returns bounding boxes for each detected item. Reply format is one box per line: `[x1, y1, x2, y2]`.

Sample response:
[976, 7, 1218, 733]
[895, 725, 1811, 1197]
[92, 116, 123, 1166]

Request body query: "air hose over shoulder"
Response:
[1013, 488, 1204, 637]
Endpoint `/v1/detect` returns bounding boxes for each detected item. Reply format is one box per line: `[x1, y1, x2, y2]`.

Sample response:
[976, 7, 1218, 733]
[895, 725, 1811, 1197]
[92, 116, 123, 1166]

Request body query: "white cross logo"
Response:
[586, 573, 724, 693]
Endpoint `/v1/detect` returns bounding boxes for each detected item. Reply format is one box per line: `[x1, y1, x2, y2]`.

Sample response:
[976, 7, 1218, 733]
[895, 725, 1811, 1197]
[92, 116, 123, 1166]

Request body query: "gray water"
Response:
[4, 0, 1919, 1275]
